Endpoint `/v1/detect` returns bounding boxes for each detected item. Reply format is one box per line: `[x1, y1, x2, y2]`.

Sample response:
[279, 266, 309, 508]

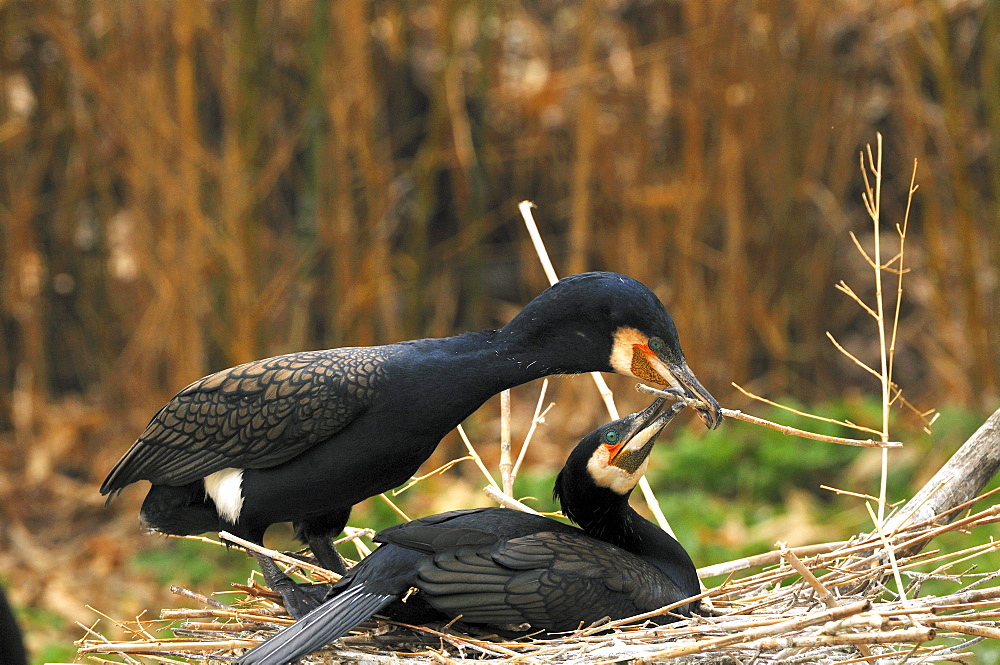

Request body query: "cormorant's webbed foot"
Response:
[253, 553, 332, 619]
[273, 579, 330, 619]
[306, 533, 349, 576]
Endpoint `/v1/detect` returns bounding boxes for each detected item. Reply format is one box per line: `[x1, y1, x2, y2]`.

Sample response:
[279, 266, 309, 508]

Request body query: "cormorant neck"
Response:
[451, 328, 561, 390]
[558, 481, 700, 599]
[408, 325, 592, 396]
[389, 330, 563, 433]
[493, 307, 613, 377]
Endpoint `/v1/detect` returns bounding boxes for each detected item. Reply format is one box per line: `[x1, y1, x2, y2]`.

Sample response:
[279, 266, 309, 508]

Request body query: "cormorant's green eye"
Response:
[648, 337, 664, 352]
[605, 430, 619, 444]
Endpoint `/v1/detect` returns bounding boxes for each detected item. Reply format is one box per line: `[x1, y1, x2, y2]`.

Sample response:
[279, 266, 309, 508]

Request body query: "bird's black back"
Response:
[100, 347, 396, 493]
[252, 505, 694, 649]
[386, 509, 693, 631]
[240, 501, 699, 665]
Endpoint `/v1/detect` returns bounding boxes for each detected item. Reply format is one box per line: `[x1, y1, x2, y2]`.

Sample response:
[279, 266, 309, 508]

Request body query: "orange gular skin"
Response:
[630, 344, 668, 384]
[602, 440, 624, 460]
[609, 434, 657, 474]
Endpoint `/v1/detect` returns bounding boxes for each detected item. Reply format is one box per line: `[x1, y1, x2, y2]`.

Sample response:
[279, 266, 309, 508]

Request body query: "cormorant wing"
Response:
[101, 348, 390, 493]
[416, 530, 690, 631]
[376, 515, 500, 554]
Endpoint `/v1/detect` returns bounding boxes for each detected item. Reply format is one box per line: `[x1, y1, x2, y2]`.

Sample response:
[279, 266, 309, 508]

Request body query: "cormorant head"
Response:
[504, 272, 721, 429]
[556, 397, 684, 520]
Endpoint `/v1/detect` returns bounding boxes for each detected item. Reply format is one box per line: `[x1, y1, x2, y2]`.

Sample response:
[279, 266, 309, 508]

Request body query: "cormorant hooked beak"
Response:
[629, 346, 723, 430]
[608, 398, 686, 474]
[662, 359, 723, 430]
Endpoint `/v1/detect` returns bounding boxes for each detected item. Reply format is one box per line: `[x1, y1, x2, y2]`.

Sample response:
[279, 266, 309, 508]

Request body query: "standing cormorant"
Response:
[237, 398, 699, 665]
[101, 272, 720, 616]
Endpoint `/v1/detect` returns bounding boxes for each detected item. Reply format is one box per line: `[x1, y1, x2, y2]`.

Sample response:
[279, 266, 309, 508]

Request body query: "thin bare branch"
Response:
[698, 541, 849, 578]
[826, 331, 883, 380]
[930, 620, 1000, 641]
[218, 531, 340, 582]
[393, 457, 475, 495]
[732, 382, 883, 436]
[639, 384, 901, 448]
[483, 485, 542, 515]
[848, 230, 877, 268]
[645, 600, 872, 659]
[865, 501, 914, 613]
[378, 493, 411, 522]
[80, 639, 260, 654]
[518, 201, 559, 286]
[887, 158, 920, 426]
[835, 280, 879, 319]
[499, 389, 513, 496]
[457, 423, 501, 490]
[511, 380, 553, 480]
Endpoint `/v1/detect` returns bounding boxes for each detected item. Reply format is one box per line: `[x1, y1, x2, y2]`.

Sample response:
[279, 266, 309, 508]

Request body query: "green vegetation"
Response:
[131, 538, 251, 588]
[17, 606, 77, 665]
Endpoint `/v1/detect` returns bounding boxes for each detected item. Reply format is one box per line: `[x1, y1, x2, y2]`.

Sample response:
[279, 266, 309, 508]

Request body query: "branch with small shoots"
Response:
[636, 384, 901, 448]
[841, 136, 936, 526]
[511, 379, 553, 480]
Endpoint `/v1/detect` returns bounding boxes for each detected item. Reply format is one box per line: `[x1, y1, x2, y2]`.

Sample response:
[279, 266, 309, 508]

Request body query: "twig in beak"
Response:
[636, 384, 902, 449]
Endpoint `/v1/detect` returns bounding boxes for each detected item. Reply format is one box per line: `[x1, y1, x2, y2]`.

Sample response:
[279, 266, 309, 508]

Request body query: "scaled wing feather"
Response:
[101, 348, 392, 493]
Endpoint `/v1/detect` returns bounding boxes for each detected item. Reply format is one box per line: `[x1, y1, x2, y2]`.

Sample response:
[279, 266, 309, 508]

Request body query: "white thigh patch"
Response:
[204, 468, 245, 523]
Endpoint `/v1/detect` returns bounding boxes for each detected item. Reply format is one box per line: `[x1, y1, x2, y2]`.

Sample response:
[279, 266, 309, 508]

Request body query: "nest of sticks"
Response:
[78, 407, 1000, 665]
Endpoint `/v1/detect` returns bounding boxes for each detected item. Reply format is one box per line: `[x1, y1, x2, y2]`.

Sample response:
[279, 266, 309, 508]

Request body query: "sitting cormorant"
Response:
[237, 397, 699, 665]
[101, 272, 720, 617]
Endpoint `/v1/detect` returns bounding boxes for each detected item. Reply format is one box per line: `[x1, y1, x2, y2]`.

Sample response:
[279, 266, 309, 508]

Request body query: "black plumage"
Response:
[237, 398, 699, 665]
[101, 272, 720, 616]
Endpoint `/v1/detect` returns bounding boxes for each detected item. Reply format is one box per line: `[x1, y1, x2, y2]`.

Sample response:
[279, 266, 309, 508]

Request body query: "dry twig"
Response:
[636, 384, 902, 448]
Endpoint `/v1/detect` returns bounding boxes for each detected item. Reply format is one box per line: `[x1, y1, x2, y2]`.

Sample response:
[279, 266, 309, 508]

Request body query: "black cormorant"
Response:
[101, 272, 719, 616]
[237, 397, 699, 665]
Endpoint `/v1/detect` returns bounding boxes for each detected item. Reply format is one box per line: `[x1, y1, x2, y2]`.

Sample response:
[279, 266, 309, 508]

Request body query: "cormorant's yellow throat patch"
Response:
[630, 345, 667, 384]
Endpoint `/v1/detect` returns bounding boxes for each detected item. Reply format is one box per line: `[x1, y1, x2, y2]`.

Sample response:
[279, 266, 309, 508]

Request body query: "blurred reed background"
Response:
[0, 0, 997, 661]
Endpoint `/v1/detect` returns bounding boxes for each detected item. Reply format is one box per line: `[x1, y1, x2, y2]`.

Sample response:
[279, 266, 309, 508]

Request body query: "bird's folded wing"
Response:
[415, 531, 686, 631]
[415, 545, 530, 626]
[101, 348, 388, 492]
[501, 531, 689, 626]
[377, 516, 500, 554]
